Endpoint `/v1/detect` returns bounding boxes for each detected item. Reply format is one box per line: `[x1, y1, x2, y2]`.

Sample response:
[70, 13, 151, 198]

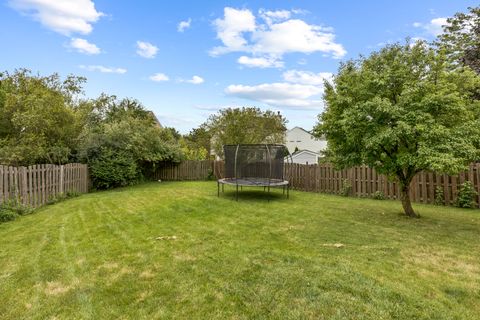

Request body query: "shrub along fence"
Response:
[0, 163, 89, 208]
[154, 160, 480, 208]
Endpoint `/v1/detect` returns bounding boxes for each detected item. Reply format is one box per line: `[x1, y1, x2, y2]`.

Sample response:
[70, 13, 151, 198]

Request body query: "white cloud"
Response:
[79, 65, 126, 74]
[210, 7, 346, 68]
[211, 7, 256, 55]
[252, 19, 346, 58]
[237, 55, 283, 68]
[258, 9, 291, 25]
[184, 75, 204, 84]
[409, 37, 427, 47]
[69, 37, 100, 54]
[291, 8, 309, 15]
[177, 18, 191, 32]
[9, 0, 103, 35]
[297, 58, 307, 65]
[413, 17, 448, 36]
[149, 73, 169, 82]
[136, 41, 158, 58]
[282, 70, 333, 86]
[225, 82, 323, 109]
[194, 105, 223, 112]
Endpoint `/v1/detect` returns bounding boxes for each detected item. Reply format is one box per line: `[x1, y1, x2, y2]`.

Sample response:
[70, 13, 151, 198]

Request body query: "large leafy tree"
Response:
[437, 6, 480, 74]
[0, 69, 84, 165]
[314, 42, 480, 217]
[206, 107, 287, 157]
[0, 69, 184, 189]
[77, 96, 182, 189]
[180, 125, 212, 160]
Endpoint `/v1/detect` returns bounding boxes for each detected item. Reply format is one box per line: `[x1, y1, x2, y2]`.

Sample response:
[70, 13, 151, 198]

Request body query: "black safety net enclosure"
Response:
[218, 144, 291, 200]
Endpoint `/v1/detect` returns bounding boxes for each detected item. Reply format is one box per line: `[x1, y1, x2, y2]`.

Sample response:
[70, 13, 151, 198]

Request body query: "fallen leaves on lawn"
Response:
[322, 243, 345, 248]
[155, 235, 177, 241]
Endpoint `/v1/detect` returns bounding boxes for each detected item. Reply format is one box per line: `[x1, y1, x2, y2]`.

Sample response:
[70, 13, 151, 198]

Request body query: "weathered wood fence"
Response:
[0, 163, 89, 208]
[154, 160, 480, 207]
[152, 160, 213, 181]
[283, 163, 480, 207]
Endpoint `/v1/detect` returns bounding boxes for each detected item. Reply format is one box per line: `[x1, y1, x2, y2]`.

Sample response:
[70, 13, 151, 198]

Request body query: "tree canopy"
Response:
[314, 42, 480, 217]
[0, 69, 182, 189]
[182, 125, 212, 160]
[205, 107, 287, 157]
[0, 69, 84, 165]
[437, 6, 480, 74]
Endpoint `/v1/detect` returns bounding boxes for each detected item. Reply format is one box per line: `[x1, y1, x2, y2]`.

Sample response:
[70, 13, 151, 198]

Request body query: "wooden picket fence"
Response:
[152, 160, 213, 181]
[284, 163, 480, 207]
[155, 160, 480, 207]
[0, 163, 89, 208]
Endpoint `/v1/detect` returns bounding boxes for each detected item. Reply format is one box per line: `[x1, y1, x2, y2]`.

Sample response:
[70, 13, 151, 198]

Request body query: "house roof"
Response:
[148, 111, 162, 128]
[288, 126, 313, 135]
[287, 126, 326, 140]
[290, 149, 321, 157]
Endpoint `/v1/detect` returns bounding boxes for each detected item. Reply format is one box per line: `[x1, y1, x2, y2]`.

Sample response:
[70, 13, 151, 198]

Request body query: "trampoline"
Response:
[217, 144, 291, 200]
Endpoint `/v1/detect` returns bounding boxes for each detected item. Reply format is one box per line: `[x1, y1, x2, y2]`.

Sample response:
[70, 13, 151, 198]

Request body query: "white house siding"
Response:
[291, 153, 317, 165]
[285, 127, 327, 154]
[289, 150, 320, 164]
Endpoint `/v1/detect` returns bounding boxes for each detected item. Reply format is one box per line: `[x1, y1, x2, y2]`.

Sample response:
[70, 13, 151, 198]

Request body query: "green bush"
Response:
[206, 169, 215, 181]
[0, 199, 33, 223]
[46, 191, 80, 205]
[47, 193, 67, 205]
[434, 186, 445, 206]
[372, 191, 386, 200]
[90, 148, 139, 189]
[340, 179, 352, 197]
[455, 181, 478, 208]
[0, 207, 18, 222]
[66, 191, 80, 198]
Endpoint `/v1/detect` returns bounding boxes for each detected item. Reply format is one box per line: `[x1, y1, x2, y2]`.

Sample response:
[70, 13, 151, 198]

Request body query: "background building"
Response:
[285, 127, 326, 164]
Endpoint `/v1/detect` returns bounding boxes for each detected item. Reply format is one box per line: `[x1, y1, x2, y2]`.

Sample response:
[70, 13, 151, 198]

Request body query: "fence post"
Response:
[60, 165, 65, 194]
[0, 165, 3, 203]
[21, 167, 27, 206]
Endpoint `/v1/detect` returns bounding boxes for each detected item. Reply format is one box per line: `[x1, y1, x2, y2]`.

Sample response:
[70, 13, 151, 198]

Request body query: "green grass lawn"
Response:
[1, 181, 479, 319]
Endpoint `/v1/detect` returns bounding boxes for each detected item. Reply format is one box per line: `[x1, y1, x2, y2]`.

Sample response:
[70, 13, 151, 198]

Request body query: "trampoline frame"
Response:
[217, 144, 292, 201]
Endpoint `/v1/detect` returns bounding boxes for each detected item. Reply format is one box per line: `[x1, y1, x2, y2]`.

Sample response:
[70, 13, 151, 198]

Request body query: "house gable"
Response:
[288, 149, 321, 164]
[285, 127, 327, 154]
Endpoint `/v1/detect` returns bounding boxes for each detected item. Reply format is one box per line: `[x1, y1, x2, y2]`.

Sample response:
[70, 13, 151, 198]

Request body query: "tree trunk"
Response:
[400, 184, 419, 218]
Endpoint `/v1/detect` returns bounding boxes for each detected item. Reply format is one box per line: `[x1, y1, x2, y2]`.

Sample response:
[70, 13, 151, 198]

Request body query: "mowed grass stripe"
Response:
[0, 181, 479, 319]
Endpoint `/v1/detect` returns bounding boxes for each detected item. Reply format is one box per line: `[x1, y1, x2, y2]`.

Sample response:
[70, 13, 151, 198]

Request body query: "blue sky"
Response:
[1, 0, 477, 133]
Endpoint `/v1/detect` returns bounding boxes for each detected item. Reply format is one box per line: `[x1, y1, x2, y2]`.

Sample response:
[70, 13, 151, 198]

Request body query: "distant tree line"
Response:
[179, 107, 288, 160]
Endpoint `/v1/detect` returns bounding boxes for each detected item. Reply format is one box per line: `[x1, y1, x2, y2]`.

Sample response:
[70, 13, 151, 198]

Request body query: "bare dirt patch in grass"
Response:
[139, 270, 155, 279]
[404, 248, 479, 279]
[44, 281, 72, 296]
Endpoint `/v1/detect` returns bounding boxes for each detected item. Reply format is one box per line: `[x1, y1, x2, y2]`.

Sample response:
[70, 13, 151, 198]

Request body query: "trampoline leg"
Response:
[287, 184, 290, 199]
[267, 186, 271, 202]
[236, 184, 239, 201]
[217, 181, 220, 197]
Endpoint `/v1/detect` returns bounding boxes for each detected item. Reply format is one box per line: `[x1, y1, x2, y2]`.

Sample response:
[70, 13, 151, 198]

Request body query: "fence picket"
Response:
[0, 163, 88, 208]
